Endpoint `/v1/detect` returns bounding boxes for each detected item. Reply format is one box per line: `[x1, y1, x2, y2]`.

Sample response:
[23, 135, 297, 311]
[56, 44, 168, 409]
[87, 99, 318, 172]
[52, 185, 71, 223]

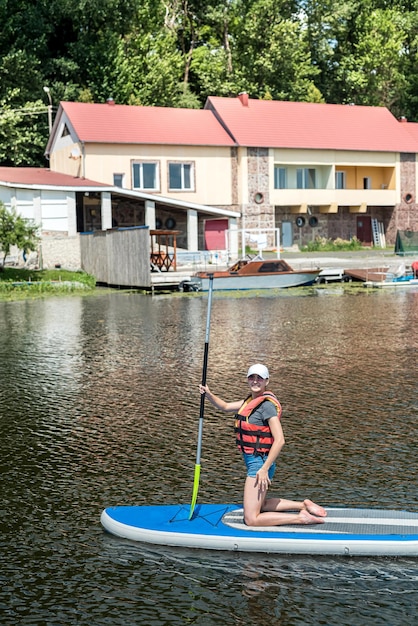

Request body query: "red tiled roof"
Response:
[405, 121, 418, 143]
[205, 96, 418, 152]
[61, 102, 236, 146]
[0, 167, 108, 187]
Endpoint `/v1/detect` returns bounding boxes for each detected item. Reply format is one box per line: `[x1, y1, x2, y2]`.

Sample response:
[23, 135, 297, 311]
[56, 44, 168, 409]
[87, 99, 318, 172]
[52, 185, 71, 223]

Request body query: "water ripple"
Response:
[1, 290, 417, 625]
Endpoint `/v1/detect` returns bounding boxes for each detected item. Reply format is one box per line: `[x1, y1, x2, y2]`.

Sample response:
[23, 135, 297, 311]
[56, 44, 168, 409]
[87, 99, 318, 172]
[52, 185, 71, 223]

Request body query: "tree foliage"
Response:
[0, 203, 40, 269]
[1, 0, 418, 166]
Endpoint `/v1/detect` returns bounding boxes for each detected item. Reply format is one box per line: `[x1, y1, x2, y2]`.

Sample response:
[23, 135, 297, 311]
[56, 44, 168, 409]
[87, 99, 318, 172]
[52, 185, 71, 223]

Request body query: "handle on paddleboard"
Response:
[189, 274, 214, 520]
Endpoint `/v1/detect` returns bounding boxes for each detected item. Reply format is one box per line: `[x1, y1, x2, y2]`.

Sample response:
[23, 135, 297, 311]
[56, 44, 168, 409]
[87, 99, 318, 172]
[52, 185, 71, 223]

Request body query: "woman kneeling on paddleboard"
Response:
[199, 364, 327, 527]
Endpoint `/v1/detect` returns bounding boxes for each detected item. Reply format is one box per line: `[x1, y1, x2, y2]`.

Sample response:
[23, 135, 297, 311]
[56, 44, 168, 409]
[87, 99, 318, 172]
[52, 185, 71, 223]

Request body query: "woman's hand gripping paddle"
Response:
[189, 274, 214, 520]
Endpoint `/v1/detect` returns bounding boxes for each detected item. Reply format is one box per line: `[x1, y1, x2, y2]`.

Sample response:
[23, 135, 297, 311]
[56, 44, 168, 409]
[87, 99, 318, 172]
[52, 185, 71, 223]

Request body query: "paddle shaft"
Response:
[189, 274, 214, 519]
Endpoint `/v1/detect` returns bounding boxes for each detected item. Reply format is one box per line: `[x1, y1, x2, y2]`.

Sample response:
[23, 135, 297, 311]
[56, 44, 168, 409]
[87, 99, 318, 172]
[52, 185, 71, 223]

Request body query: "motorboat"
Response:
[364, 274, 418, 288]
[179, 258, 320, 291]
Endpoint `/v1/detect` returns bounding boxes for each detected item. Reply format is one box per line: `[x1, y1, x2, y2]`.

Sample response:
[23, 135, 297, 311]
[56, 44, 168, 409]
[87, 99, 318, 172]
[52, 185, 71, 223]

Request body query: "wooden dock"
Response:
[81, 227, 197, 292]
[150, 270, 193, 292]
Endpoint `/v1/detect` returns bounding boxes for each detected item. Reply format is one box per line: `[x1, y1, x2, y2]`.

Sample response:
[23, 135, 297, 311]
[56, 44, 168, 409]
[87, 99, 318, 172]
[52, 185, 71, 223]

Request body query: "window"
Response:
[113, 173, 124, 188]
[335, 171, 346, 189]
[132, 162, 159, 190]
[274, 167, 287, 189]
[296, 168, 316, 189]
[363, 177, 371, 190]
[258, 261, 289, 273]
[169, 162, 193, 190]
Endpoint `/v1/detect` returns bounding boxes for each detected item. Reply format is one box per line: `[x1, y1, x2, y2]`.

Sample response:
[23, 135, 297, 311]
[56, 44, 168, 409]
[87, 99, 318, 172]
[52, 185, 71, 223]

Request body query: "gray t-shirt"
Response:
[245, 398, 278, 426]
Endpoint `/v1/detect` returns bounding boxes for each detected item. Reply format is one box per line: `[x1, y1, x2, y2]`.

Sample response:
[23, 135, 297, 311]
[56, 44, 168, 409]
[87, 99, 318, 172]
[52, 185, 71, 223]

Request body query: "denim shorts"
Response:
[243, 452, 276, 480]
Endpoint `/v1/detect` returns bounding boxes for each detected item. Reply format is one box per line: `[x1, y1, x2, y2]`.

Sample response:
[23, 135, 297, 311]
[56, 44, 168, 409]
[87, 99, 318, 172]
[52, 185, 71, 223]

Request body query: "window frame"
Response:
[168, 161, 195, 191]
[296, 168, 316, 189]
[274, 166, 287, 189]
[335, 170, 346, 189]
[132, 161, 160, 191]
[113, 173, 125, 188]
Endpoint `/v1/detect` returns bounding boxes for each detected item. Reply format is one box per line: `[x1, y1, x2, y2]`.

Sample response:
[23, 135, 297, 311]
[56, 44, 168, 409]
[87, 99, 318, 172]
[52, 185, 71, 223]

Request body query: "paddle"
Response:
[189, 273, 214, 520]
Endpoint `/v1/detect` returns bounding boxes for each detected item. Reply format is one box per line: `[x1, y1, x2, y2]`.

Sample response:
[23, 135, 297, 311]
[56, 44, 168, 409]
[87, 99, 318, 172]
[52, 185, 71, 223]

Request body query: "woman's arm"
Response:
[256, 416, 285, 486]
[199, 384, 243, 413]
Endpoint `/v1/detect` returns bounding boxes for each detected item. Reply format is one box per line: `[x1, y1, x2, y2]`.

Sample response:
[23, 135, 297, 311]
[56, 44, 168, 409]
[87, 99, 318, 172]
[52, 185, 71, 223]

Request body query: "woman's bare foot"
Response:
[304, 499, 327, 517]
[299, 509, 326, 524]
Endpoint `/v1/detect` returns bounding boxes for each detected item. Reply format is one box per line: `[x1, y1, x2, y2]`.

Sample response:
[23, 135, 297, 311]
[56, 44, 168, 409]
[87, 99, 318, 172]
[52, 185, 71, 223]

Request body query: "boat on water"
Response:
[179, 258, 320, 291]
[340, 259, 418, 286]
[364, 260, 418, 288]
[364, 275, 418, 288]
[101, 503, 418, 557]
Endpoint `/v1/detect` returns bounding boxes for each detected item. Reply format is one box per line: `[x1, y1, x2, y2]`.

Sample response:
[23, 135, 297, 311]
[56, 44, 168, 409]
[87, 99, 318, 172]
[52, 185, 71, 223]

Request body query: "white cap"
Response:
[247, 364, 269, 379]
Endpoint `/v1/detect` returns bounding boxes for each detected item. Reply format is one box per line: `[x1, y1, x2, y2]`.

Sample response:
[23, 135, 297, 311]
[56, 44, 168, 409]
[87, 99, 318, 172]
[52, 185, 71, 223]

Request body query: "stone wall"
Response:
[242, 148, 277, 248]
[386, 153, 418, 243]
[40, 232, 82, 270]
[6, 232, 82, 270]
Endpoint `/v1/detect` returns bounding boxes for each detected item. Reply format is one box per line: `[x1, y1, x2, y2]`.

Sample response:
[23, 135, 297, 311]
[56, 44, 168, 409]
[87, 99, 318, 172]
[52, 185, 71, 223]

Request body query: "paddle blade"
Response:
[189, 464, 201, 520]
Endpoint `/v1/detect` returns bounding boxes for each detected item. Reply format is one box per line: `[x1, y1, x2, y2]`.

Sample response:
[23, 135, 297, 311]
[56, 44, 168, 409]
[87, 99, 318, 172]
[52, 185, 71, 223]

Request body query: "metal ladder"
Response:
[371, 218, 383, 247]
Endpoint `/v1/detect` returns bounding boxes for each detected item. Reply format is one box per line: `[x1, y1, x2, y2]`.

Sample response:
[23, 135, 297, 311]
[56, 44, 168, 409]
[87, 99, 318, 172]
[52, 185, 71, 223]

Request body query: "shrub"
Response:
[302, 236, 363, 252]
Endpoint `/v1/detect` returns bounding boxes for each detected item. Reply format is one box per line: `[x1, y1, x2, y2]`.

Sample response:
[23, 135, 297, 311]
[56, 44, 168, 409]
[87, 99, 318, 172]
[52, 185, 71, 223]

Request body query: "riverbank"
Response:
[0, 267, 96, 301]
[1, 248, 414, 300]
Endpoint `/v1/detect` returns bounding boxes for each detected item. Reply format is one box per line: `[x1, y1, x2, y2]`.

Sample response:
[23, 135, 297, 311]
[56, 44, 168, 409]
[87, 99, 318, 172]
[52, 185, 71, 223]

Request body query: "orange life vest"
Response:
[234, 392, 282, 455]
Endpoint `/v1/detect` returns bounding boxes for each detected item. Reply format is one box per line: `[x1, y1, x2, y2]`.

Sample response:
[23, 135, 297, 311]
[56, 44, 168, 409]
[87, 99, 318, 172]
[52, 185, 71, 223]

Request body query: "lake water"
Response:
[1, 286, 417, 625]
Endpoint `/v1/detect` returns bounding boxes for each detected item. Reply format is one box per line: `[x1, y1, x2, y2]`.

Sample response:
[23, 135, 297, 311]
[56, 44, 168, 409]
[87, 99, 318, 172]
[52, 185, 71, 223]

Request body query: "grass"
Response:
[301, 236, 363, 252]
[0, 267, 96, 301]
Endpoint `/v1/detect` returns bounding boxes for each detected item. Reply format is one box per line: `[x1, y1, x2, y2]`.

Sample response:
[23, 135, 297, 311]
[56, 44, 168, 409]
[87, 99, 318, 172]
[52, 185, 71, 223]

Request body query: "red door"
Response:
[356, 216, 372, 245]
[204, 219, 228, 250]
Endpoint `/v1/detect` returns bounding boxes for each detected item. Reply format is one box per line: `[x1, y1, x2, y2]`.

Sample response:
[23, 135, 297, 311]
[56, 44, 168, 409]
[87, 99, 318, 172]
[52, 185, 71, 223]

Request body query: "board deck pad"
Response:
[222, 508, 418, 535]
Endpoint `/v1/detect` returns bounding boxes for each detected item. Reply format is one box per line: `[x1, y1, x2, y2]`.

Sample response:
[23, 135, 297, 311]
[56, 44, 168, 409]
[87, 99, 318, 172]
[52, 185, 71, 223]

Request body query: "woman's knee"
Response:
[243, 510, 259, 526]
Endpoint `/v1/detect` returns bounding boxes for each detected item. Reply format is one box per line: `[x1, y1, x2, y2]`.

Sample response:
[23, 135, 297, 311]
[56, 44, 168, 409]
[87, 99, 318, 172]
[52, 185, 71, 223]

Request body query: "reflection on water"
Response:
[1, 289, 417, 625]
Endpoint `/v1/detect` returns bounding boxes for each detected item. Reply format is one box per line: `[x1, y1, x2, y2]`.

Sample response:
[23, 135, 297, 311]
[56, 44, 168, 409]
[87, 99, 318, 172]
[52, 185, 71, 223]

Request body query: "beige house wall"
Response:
[51, 142, 234, 207]
[236, 147, 248, 206]
[49, 139, 403, 215]
[49, 144, 83, 178]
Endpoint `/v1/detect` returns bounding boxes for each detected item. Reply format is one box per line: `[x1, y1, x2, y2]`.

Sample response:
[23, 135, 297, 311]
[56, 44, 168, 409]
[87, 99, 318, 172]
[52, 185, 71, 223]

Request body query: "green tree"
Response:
[303, 0, 412, 115]
[335, 8, 408, 114]
[0, 203, 40, 270]
[0, 95, 50, 166]
[1, 0, 418, 169]
[188, 0, 242, 100]
[233, 0, 322, 101]
[111, 29, 189, 107]
[395, 2, 418, 120]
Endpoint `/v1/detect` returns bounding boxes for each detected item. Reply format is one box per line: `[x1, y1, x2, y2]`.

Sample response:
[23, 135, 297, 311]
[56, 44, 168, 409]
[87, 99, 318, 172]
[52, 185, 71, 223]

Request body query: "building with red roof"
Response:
[2, 94, 418, 272]
[205, 94, 418, 247]
[205, 95, 418, 152]
[45, 95, 418, 252]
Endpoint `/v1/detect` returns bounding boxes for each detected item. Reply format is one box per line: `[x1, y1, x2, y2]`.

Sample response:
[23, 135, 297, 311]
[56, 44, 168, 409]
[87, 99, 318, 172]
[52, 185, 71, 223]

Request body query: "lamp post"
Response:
[43, 86, 53, 133]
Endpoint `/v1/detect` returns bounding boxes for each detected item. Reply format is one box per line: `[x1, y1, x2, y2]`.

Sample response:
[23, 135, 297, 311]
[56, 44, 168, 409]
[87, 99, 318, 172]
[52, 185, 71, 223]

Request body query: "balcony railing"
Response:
[150, 229, 180, 272]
